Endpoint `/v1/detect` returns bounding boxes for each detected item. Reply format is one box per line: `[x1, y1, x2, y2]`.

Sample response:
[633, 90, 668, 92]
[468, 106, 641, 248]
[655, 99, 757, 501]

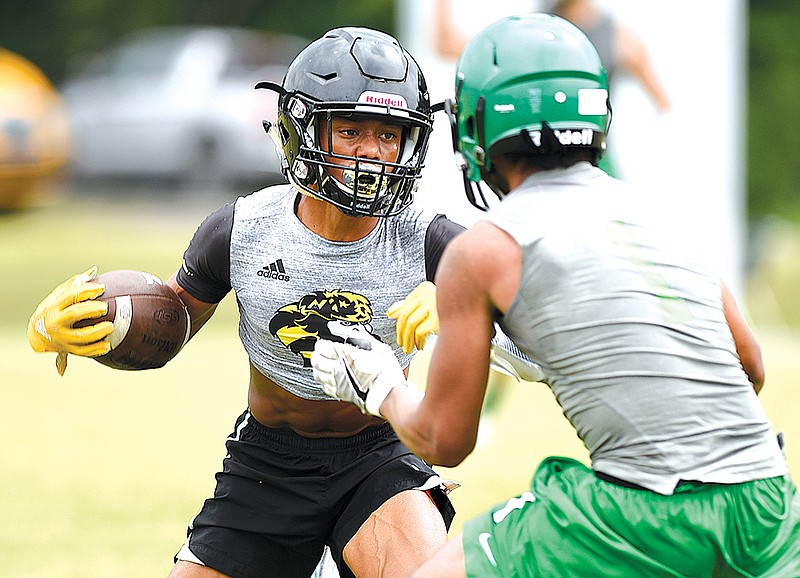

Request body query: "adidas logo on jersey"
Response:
[258, 259, 290, 281]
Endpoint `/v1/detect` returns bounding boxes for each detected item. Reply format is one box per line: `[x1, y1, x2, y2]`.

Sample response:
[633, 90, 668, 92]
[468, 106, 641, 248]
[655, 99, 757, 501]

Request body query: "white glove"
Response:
[311, 337, 407, 417]
[489, 327, 545, 382]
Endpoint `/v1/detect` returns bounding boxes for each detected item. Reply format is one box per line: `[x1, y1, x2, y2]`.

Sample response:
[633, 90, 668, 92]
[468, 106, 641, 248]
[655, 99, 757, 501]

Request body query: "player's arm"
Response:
[381, 222, 521, 466]
[721, 280, 764, 393]
[167, 273, 218, 339]
[616, 24, 672, 112]
[170, 202, 235, 338]
[433, 0, 470, 60]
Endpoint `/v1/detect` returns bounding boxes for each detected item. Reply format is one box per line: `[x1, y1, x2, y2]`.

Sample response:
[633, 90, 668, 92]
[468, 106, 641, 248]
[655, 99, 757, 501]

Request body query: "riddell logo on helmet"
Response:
[359, 91, 408, 109]
[528, 128, 594, 148]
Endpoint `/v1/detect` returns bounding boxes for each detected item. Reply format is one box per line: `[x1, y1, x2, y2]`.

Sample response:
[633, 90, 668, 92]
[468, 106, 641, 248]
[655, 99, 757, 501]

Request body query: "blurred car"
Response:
[0, 48, 69, 208]
[61, 27, 308, 187]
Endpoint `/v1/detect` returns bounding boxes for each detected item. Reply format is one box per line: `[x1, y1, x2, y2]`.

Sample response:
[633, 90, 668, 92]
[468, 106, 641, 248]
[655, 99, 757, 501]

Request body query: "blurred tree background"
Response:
[0, 0, 392, 83]
[748, 0, 800, 224]
[0, 0, 798, 225]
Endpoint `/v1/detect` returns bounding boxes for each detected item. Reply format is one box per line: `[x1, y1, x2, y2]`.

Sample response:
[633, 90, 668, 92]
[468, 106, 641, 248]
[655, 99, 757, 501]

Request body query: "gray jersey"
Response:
[177, 184, 460, 401]
[486, 163, 786, 494]
[576, 11, 617, 85]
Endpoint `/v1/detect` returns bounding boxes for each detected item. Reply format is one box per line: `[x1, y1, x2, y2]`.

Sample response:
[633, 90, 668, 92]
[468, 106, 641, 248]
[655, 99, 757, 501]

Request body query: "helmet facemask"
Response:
[302, 107, 429, 217]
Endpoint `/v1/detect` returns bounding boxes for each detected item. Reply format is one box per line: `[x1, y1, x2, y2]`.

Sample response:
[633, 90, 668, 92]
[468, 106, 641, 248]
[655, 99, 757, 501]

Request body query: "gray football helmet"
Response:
[258, 27, 433, 217]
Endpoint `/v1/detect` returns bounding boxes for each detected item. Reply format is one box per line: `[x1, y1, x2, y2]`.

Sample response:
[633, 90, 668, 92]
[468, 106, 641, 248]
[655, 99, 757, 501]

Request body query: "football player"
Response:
[312, 14, 800, 577]
[28, 27, 464, 578]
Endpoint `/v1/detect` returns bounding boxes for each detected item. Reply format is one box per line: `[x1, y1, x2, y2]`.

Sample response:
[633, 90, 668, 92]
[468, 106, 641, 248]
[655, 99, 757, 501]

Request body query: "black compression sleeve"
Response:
[175, 203, 234, 303]
[424, 214, 466, 281]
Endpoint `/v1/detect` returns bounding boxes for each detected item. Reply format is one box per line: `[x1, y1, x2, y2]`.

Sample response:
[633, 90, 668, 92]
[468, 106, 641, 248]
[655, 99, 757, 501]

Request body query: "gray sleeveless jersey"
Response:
[576, 12, 617, 84]
[228, 185, 433, 401]
[486, 163, 786, 494]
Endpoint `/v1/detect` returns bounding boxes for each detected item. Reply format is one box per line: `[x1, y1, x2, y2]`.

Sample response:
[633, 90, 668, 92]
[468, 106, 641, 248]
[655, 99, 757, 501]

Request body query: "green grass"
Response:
[2, 187, 799, 576]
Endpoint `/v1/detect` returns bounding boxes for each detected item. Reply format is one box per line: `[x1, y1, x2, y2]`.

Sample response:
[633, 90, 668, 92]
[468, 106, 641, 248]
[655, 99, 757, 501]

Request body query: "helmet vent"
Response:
[352, 36, 408, 82]
[310, 71, 339, 83]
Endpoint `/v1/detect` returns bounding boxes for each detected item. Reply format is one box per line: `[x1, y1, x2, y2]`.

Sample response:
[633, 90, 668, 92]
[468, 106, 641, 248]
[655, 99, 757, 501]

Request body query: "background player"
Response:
[312, 14, 800, 577]
[551, 0, 671, 176]
[433, 0, 671, 179]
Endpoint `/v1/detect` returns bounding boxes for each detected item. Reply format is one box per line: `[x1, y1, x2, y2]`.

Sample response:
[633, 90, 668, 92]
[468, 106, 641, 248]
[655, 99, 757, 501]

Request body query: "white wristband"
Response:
[366, 379, 423, 417]
[365, 379, 393, 417]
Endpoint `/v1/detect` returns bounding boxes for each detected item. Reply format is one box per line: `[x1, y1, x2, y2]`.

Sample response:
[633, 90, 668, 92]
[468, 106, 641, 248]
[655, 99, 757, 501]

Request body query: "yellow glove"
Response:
[27, 266, 114, 376]
[387, 281, 439, 354]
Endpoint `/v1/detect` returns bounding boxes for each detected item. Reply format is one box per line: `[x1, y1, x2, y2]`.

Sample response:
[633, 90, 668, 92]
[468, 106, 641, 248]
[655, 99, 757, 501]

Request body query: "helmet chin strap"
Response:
[468, 95, 509, 209]
[317, 169, 357, 215]
[481, 167, 511, 200]
[462, 170, 496, 212]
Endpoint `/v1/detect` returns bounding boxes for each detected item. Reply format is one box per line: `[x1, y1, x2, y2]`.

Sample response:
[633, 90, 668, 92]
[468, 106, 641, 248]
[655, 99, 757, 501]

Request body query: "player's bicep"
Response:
[435, 236, 495, 353]
[176, 203, 234, 303]
[170, 203, 233, 338]
[168, 273, 218, 338]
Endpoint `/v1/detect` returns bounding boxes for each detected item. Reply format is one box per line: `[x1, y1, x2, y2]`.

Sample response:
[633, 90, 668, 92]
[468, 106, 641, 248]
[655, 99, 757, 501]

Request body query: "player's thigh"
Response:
[407, 534, 466, 578]
[343, 489, 447, 578]
[168, 560, 230, 578]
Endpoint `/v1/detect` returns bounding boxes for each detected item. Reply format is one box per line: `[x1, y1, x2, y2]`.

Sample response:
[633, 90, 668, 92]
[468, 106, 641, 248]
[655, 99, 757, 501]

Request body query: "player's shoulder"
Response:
[233, 182, 296, 221]
[464, 219, 517, 247]
[436, 221, 520, 311]
[380, 202, 437, 237]
[396, 201, 435, 223]
[451, 221, 518, 270]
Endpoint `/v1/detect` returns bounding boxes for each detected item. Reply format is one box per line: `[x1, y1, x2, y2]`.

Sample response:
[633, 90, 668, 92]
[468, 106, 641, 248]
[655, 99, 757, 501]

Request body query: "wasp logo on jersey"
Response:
[268, 290, 380, 367]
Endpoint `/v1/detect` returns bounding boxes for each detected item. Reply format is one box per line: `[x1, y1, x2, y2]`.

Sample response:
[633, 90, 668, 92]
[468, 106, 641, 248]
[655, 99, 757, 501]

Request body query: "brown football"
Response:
[75, 269, 191, 370]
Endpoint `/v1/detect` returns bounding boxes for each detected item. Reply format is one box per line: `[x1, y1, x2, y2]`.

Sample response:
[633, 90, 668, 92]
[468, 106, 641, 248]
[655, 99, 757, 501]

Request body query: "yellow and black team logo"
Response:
[269, 290, 380, 367]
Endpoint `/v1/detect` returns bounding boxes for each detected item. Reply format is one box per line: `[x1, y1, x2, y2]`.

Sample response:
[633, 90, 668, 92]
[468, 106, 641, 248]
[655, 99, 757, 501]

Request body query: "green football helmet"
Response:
[446, 13, 610, 210]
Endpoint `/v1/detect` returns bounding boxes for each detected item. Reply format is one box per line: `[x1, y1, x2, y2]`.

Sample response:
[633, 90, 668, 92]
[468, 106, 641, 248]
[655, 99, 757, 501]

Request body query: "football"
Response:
[75, 269, 191, 370]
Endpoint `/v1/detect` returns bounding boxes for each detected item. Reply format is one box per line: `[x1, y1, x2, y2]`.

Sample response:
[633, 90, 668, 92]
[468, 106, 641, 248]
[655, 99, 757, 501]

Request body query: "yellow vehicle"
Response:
[0, 48, 69, 209]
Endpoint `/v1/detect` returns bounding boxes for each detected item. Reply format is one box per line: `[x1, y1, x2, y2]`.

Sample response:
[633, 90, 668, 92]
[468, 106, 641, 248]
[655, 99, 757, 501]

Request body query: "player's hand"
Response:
[27, 266, 115, 376]
[311, 336, 407, 417]
[387, 281, 438, 354]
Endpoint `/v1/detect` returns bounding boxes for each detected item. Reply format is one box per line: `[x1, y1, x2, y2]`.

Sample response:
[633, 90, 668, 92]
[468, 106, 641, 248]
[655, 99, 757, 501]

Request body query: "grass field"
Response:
[1, 185, 798, 577]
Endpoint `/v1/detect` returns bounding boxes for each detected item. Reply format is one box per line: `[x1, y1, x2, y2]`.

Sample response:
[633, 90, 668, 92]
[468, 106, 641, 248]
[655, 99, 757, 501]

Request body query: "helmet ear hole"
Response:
[278, 123, 291, 151]
[465, 117, 476, 138]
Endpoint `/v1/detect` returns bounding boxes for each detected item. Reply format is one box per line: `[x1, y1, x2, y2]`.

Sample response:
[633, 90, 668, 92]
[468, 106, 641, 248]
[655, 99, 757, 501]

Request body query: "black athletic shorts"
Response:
[175, 409, 455, 578]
